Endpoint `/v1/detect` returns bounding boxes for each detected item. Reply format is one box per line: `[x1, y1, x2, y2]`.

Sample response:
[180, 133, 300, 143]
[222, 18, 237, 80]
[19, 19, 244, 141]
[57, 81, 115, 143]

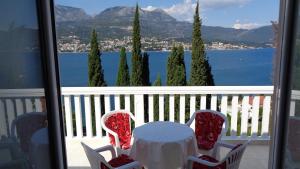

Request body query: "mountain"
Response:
[55, 5, 91, 22]
[55, 5, 274, 46]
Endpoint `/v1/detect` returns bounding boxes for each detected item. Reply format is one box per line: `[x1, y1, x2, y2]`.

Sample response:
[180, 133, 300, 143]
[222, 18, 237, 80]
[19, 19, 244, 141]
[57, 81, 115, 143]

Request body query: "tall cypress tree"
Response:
[142, 52, 150, 86]
[166, 45, 186, 121]
[116, 47, 130, 109]
[88, 29, 106, 87]
[153, 74, 161, 121]
[116, 47, 130, 86]
[131, 4, 143, 86]
[190, 1, 214, 86]
[88, 29, 106, 134]
[167, 45, 186, 86]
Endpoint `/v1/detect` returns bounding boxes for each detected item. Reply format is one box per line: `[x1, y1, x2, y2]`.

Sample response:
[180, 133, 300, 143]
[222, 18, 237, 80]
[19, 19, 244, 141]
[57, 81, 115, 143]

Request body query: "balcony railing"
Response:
[0, 86, 277, 141]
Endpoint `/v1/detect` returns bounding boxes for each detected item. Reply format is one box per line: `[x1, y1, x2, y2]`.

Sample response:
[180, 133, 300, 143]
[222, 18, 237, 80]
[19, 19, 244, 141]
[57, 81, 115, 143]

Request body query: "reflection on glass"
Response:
[0, 0, 51, 169]
[284, 1, 300, 168]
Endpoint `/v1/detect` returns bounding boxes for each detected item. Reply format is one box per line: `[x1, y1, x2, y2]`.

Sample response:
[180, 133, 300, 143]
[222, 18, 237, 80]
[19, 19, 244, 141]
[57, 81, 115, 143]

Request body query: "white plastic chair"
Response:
[186, 109, 228, 156]
[81, 142, 142, 169]
[101, 110, 135, 155]
[187, 140, 251, 169]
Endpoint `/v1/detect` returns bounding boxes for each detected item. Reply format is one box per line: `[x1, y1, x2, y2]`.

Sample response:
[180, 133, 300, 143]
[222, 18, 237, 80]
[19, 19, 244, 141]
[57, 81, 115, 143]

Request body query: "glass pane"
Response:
[0, 0, 52, 169]
[284, 1, 300, 168]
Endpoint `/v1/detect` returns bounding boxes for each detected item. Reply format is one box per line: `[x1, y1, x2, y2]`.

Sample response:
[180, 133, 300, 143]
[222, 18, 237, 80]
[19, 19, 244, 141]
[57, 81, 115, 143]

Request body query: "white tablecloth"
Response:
[130, 121, 197, 169]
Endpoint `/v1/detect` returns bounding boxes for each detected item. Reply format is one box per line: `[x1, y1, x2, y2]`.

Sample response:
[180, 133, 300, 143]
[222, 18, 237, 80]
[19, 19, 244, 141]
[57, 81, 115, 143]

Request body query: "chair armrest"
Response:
[94, 145, 116, 159]
[187, 156, 221, 167]
[115, 161, 141, 169]
[215, 141, 235, 149]
[103, 127, 121, 148]
[186, 118, 194, 127]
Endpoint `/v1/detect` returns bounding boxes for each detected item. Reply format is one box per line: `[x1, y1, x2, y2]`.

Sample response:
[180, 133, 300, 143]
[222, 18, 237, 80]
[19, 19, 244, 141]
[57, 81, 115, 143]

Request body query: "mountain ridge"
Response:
[55, 5, 274, 47]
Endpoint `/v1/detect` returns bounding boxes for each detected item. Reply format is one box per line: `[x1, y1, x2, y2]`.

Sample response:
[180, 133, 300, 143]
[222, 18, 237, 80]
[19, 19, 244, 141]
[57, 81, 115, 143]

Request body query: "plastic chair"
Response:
[101, 110, 135, 155]
[10, 112, 47, 153]
[81, 142, 142, 169]
[187, 140, 251, 169]
[186, 110, 228, 155]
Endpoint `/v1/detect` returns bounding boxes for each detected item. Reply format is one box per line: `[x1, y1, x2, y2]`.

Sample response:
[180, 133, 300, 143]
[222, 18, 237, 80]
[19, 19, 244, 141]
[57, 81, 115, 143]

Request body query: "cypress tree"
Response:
[166, 45, 186, 121]
[142, 52, 150, 86]
[116, 47, 130, 109]
[167, 45, 186, 86]
[88, 29, 106, 87]
[116, 47, 130, 86]
[88, 29, 106, 134]
[131, 4, 143, 86]
[190, 1, 214, 86]
[153, 74, 161, 121]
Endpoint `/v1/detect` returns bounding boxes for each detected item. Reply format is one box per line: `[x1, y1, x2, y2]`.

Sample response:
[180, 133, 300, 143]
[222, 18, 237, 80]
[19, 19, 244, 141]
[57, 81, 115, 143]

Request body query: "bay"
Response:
[58, 48, 274, 86]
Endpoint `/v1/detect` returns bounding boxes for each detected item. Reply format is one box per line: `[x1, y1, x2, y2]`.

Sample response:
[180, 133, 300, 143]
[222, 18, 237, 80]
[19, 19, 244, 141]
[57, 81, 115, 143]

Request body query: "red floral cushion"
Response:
[192, 155, 226, 169]
[101, 154, 135, 169]
[105, 113, 131, 150]
[195, 112, 225, 150]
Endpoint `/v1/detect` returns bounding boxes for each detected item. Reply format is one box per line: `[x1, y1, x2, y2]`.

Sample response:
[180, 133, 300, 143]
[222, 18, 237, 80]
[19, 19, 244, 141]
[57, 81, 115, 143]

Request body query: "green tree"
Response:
[190, 1, 214, 86]
[190, 2, 214, 110]
[116, 47, 130, 86]
[116, 47, 130, 109]
[166, 45, 186, 121]
[88, 29, 106, 135]
[167, 45, 186, 86]
[153, 74, 162, 121]
[131, 4, 143, 86]
[88, 29, 106, 87]
[142, 52, 150, 86]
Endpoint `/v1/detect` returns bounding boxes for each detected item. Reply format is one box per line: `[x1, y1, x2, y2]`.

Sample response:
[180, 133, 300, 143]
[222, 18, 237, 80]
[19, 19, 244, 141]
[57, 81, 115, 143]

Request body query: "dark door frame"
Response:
[36, 0, 67, 168]
[269, 0, 299, 168]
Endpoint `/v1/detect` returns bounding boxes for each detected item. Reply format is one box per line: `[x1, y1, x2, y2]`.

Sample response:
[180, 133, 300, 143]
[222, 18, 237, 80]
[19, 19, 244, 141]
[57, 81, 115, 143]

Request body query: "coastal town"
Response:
[57, 35, 264, 52]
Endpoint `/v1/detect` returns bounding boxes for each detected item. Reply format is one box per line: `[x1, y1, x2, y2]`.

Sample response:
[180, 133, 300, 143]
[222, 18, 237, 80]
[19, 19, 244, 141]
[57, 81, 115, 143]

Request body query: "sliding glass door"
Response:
[0, 0, 66, 169]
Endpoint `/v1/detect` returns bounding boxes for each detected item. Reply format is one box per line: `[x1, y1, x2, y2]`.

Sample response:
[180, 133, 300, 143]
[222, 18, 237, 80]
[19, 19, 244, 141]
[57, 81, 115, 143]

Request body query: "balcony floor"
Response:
[66, 137, 269, 169]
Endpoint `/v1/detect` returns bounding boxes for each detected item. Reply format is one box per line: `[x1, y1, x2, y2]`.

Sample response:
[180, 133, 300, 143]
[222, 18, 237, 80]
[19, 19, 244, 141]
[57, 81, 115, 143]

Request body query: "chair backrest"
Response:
[223, 140, 251, 169]
[101, 110, 135, 149]
[11, 112, 47, 153]
[81, 142, 112, 169]
[192, 110, 228, 150]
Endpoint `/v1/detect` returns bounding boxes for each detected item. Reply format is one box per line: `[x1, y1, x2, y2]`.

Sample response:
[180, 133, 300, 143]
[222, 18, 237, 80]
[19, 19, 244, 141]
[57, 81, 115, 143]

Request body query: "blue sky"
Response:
[55, 0, 279, 29]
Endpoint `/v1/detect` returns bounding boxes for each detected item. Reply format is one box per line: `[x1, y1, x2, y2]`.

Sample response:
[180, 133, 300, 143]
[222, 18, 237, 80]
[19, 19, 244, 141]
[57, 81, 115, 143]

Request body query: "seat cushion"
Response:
[192, 155, 226, 169]
[101, 154, 135, 169]
[104, 113, 131, 150]
[195, 112, 225, 150]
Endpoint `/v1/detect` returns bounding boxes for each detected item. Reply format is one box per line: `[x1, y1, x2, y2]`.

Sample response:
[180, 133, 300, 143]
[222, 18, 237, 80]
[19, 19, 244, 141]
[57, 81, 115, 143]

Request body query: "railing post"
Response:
[135, 94, 144, 127]
[169, 95, 175, 122]
[0, 99, 7, 136]
[94, 95, 102, 138]
[64, 95, 73, 138]
[74, 95, 83, 138]
[262, 96, 271, 137]
[84, 95, 92, 137]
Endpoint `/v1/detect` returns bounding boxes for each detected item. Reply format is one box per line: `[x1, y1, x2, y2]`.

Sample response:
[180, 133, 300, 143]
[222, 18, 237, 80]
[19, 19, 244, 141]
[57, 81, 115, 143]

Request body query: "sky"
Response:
[55, 0, 280, 29]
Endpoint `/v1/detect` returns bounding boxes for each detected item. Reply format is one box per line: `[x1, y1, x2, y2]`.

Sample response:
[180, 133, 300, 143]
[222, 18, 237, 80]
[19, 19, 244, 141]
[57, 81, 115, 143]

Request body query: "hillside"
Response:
[55, 5, 274, 47]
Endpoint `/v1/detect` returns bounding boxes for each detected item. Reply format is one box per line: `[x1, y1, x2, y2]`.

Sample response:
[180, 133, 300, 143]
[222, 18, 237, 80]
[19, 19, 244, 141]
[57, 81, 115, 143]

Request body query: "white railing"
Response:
[0, 86, 274, 141]
[290, 90, 300, 116]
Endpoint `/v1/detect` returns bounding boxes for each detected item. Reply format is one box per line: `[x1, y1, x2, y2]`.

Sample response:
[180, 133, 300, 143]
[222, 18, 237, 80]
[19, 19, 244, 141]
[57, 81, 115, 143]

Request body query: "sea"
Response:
[58, 48, 274, 87]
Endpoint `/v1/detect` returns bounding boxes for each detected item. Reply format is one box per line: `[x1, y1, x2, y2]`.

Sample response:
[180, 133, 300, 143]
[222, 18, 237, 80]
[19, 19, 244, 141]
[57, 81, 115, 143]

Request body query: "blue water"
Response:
[58, 48, 274, 86]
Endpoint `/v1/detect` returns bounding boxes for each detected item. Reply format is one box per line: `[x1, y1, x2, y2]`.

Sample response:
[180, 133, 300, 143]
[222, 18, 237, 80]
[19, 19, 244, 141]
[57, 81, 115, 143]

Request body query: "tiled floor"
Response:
[66, 137, 269, 169]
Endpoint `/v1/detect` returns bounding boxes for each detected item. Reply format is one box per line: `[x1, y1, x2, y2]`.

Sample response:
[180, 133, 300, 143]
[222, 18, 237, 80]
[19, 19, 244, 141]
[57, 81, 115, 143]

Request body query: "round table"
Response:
[30, 127, 51, 169]
[130, 121, 198, 169]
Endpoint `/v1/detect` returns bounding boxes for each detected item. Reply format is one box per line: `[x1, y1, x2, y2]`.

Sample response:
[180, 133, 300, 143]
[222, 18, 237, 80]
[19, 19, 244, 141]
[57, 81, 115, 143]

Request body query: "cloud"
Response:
[144, 0, 251, 22]
[142, 6, 157, 11]
[200, 0, 251, 9]
[232, 21, 260, 29]
[163, 0, 196, 22]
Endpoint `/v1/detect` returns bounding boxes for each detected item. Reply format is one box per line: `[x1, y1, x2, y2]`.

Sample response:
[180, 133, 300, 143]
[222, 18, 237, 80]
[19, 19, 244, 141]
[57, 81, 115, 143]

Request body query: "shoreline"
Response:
[58, 47, 275, 54]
